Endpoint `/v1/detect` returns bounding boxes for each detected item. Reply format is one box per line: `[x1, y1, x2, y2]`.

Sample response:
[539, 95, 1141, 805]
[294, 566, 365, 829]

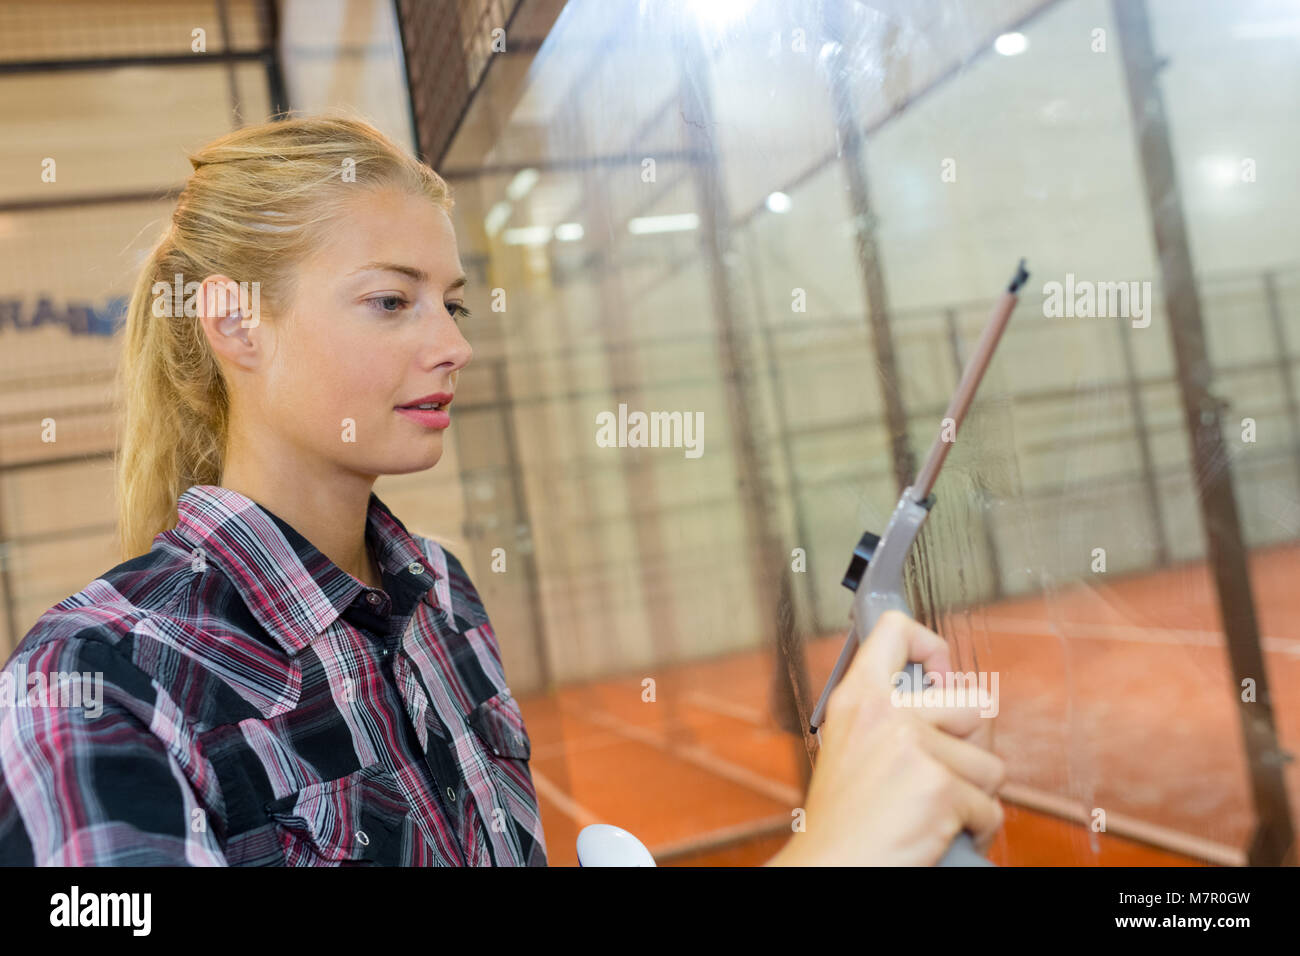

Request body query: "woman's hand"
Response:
[766, 610, 1005, 866]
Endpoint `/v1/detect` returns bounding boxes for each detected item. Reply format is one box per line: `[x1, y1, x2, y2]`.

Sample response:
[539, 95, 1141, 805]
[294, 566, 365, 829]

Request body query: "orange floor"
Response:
[517, 543, 1300, 866]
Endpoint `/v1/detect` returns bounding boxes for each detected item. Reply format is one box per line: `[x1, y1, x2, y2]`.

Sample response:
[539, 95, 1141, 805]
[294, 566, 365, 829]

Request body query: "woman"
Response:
[0, 116, 1003, 866]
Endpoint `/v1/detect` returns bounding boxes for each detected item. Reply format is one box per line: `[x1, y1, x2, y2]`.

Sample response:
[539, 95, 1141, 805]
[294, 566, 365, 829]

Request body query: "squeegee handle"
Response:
[806, 261, 1027, 867]
[885, 637, 995, 868]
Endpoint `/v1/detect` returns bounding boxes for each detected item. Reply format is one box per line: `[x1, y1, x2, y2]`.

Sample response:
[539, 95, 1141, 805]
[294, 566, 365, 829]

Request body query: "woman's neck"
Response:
[219, 458, 381, 589]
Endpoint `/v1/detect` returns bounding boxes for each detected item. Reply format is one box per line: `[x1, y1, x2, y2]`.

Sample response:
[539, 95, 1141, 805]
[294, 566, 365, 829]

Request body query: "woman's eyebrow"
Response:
[349, 261, 425, 281]
[349, 261, 468, 291]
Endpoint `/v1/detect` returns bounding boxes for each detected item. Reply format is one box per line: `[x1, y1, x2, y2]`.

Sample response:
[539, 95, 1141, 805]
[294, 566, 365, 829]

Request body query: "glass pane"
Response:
[436, 0, 1299, 866]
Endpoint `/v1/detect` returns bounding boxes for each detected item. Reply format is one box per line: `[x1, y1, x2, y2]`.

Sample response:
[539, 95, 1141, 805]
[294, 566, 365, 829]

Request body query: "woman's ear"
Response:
[197, 274, 259, 370]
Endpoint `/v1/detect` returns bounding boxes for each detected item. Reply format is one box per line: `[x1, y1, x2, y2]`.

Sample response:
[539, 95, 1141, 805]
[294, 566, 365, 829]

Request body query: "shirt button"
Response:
[355, 830, 370, 846]
[407, 561, 425, 575]
[365, 591, 382, 605]
[446, 786, 456, 803]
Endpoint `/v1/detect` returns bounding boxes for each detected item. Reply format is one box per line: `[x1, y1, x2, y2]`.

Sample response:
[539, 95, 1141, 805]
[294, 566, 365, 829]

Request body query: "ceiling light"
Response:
[484, 201, 512, 238]
[506, 168, 539, 201]
[766, 192, 791, 213]
[628, 213, 700, 235]
[503, 225, 552, 245]
[995, 32, 1028, 56]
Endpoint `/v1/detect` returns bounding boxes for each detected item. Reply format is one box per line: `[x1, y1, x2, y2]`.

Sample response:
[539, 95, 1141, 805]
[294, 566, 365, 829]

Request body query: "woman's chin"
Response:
[379, 443, 444, 475]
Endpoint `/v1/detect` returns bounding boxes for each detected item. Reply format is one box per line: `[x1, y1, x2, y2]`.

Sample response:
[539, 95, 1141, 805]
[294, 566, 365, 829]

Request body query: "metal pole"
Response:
[1113, 0, 1296, 865]
[674, 27, 814, 781]
[259, 0, 288, 118]
[1113, 311, 1171, 566]
[491, 360, 554, 690]
[566, 106, 688, 668]
[744, 228, 825, 636]
[216, 0, 244, 128]
[821, 2, 915, 494]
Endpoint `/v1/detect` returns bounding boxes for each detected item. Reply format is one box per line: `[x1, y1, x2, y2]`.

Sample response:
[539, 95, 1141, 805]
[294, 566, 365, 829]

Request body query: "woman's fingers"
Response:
[829, 610, 994, 741]
[797, 609, 1006, 865]
[891, 697, 987, 739]
[947, 773, 1005, 855]
[845, 609, 951, 698]
[917, 719, 1005, 795]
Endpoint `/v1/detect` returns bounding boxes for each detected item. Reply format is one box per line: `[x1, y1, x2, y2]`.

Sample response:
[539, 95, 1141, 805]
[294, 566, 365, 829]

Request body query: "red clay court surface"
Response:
[515, 543, 1300, 866]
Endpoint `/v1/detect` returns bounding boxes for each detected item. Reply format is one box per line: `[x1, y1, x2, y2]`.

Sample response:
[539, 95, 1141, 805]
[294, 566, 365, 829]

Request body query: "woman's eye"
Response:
[447, 303, 472, 323]
[369, 295, 408, 313]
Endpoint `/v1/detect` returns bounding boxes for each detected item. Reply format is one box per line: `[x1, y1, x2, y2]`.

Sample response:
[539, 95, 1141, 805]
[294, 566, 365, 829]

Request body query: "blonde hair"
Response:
[114, 113, 454, 559]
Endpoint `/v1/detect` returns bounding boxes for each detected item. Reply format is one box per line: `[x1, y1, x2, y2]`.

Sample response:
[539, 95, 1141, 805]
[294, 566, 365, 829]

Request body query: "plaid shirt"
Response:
[0, 484, 547, 866]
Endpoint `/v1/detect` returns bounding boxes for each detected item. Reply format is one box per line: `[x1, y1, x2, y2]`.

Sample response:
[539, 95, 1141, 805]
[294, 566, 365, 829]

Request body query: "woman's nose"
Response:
[425, 306, 472, 371]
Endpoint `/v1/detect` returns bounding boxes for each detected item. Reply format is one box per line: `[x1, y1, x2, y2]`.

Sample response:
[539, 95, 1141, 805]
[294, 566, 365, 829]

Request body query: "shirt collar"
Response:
[173, 484, 444, 655]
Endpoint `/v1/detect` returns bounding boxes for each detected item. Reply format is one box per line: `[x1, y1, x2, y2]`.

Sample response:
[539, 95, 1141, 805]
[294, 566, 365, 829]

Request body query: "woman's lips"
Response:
[395, 406, 450, 429]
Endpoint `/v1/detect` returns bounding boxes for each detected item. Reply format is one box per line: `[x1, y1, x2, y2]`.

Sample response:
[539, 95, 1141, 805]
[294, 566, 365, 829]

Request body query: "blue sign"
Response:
[0, 295, 127, 337]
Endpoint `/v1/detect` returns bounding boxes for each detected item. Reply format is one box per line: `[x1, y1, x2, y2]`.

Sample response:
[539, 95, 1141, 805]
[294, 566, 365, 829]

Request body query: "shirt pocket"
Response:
[264, 764, 409, 866]
[464, 688, 545, 864]
[466, 689, 532, 760]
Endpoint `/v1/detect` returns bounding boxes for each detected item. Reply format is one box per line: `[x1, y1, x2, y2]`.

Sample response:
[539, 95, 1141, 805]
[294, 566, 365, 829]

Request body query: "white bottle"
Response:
[576, 824, 656, 866]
